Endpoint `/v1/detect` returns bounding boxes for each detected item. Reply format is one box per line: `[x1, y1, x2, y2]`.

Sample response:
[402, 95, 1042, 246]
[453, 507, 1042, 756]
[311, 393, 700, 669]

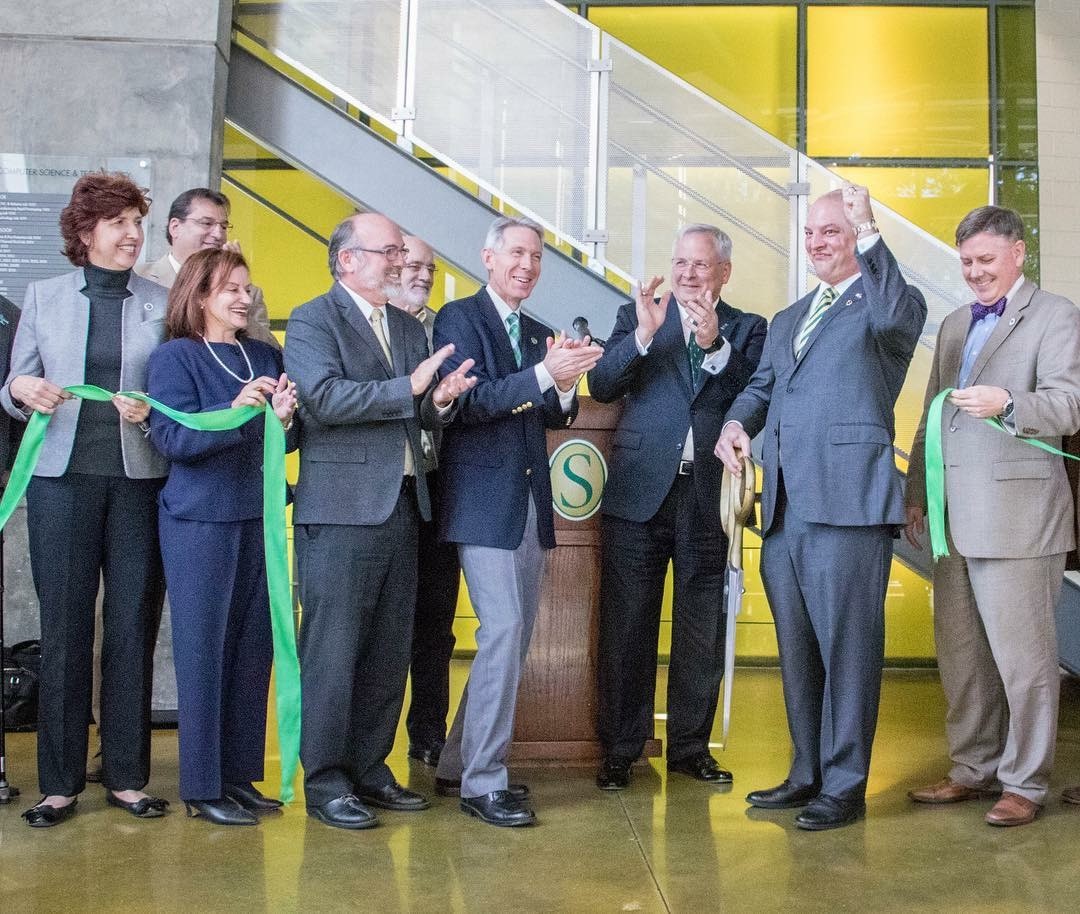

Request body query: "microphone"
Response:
[572, 316, 605, 347]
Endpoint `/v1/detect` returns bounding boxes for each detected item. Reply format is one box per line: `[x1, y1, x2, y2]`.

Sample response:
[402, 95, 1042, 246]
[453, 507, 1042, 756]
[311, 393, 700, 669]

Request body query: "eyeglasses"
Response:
[671, 258, 722, 273]
[184, 217, 232, 232]
[404, 261, 438, 275]
[350, 245, 409, 262]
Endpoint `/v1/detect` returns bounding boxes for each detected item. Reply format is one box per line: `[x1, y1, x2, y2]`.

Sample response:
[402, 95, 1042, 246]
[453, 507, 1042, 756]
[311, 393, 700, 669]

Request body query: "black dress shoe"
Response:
[667, 752, 733, 784]
[596, 756, 632, 790]
[225, 782, 284, 813]
[794, 794, 865, 831]
[307, 795, 378, 830]
[434, 777, 530, 801]
[22, 798, 78, 828]
[357, 782, 430, 811]
[408, 744, 443, 767]
[106, 791, 170, 818]
[184, 797, 257, 826]
[460, 790, 536, 827]
[746, 780, 819, 809]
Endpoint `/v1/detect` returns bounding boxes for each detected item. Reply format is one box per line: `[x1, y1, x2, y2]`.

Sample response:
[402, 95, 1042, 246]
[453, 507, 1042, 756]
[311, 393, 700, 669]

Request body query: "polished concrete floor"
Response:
[3, 664, 1080, 913]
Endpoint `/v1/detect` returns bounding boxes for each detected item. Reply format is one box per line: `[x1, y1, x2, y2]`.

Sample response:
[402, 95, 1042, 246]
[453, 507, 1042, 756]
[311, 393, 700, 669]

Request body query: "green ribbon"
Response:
[925, 387, 1079, 561]
[0, 385, 300, 802]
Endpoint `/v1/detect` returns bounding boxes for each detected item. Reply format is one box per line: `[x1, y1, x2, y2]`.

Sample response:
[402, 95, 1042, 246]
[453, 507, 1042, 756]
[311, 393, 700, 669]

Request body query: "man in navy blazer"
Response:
[431, 216, 603, 827]
[285, 213, 474, 831]
[589, 224, 767, 791]
[716, 184, 927, 830]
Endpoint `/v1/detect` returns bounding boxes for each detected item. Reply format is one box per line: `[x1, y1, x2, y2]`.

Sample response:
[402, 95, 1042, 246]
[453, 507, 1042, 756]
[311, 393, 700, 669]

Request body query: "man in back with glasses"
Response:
[138, 187, 278, 347]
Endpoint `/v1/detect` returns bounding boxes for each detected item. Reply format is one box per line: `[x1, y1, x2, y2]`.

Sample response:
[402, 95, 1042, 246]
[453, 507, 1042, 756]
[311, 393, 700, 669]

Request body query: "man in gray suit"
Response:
[715, 183, 926, 830]
[388, 235, 462, 766]
[284, 213, 475, 831]
[905, 206, 1080, 827]
[137, 188, 278, 348]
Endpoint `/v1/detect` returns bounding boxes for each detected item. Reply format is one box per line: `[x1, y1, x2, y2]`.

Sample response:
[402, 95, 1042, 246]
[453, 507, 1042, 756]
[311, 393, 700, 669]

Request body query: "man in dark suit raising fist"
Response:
[716, 184, 926, 830]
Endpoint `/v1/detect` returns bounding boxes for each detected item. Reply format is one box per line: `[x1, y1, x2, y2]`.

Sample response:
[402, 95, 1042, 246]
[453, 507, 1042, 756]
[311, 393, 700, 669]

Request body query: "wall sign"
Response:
[0, 154, 153, 305]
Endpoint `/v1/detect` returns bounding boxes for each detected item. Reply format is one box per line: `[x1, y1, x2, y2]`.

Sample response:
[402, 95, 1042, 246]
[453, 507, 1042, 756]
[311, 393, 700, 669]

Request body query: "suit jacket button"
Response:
[949, 426, 958, 433]
[526, 468, 532, 476]
[787, 386, 793, 393]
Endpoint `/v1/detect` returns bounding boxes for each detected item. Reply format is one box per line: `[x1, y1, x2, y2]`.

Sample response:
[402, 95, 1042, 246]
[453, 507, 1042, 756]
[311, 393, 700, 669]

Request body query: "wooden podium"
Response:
[510, 397, 662, 765]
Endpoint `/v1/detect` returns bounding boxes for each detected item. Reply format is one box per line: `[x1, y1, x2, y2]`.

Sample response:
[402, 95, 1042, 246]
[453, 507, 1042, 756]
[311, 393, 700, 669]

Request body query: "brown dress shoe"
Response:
[985, 792, 1040, 827]
[908, 777, 990, 804]
[1062, 786, 1080, 806]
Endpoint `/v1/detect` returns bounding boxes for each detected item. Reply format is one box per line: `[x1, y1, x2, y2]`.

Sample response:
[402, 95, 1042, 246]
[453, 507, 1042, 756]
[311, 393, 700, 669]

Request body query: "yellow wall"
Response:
[807, 6, 989, 159]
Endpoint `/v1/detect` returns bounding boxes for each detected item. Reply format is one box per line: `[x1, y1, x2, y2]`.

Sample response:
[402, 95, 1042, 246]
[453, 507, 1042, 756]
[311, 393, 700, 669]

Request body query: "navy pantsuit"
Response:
[148, 335, 295, 802]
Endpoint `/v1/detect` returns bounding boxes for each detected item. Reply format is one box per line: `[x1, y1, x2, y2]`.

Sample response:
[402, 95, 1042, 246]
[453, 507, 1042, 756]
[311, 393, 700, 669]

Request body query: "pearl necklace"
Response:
[202, 335, 254, 383]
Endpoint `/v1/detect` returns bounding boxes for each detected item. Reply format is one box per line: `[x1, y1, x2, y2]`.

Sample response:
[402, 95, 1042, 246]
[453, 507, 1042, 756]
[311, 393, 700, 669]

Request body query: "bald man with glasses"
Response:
[285, 213, 476, 830]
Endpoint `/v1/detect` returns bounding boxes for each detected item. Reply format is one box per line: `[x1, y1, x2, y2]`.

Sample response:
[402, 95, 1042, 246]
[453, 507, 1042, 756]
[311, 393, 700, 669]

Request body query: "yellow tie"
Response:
[371, 307, 415, 476]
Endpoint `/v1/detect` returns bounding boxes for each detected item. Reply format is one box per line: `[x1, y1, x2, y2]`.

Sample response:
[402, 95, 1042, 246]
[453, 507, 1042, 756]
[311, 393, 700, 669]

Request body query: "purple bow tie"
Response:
[970, 297, 1007, 322]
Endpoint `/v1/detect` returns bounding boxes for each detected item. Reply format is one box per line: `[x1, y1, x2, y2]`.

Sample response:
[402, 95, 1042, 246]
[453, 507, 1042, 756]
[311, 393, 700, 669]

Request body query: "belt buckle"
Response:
[678, 460, 693, 476]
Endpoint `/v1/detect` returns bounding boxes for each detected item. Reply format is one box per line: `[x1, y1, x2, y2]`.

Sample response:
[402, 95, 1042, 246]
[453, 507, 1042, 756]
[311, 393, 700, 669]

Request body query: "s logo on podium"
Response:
[549, 439, 607, 521]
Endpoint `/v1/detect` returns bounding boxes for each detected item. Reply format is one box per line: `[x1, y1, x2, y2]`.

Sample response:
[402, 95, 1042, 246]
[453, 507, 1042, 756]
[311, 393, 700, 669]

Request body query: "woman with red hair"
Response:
[1, 170, 171, 827]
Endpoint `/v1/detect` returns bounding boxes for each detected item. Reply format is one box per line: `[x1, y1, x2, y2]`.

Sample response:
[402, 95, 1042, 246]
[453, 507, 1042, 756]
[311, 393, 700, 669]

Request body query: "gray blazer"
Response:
[137, 253, 280, 349]
[0, 269, 169, 478]
[907, 281, 1080, 559]
[726, 237, 927, 533]
[284, 283, 452, 526]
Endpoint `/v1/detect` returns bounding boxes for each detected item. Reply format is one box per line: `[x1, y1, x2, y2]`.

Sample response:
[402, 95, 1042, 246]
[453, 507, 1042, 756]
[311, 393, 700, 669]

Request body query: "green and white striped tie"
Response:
[794, 285, 837, 357]
[506, 312, 522, 368]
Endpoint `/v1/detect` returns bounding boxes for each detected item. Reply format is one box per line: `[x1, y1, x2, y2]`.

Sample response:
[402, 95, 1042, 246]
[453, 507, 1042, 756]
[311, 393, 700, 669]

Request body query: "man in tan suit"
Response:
[905, 205, 1080, 826]
[137, 188, 278, 348]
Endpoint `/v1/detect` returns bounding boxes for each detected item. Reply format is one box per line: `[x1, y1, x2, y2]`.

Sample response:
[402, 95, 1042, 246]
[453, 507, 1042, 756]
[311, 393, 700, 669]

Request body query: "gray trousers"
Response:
[933, 548, 1066, 804]
[436, 496, 546, 797]
[759, 490, 892, 803]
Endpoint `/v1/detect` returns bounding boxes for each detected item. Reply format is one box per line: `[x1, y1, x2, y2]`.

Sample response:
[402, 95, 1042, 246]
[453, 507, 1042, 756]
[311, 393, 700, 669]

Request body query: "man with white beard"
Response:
[388, 237, 463, 768]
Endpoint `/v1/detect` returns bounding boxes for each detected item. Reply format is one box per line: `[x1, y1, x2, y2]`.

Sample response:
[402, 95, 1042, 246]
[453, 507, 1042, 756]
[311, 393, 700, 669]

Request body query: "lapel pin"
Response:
[530, 336, 538, 345]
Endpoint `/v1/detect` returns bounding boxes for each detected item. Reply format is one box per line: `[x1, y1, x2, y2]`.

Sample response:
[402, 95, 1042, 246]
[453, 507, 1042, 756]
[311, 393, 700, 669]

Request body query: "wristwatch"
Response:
[704, 335, 726, 354]
[1002, 393, 1014, 421]
[854, 219, 878, 237]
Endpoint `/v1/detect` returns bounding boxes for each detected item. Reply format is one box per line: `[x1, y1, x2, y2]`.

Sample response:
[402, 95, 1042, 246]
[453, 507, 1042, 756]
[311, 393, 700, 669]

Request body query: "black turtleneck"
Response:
[68, 263, 128, 476]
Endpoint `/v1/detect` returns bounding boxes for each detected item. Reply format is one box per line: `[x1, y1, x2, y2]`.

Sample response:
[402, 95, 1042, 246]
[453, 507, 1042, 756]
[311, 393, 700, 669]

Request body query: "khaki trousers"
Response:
[933, 549, 1066, 804]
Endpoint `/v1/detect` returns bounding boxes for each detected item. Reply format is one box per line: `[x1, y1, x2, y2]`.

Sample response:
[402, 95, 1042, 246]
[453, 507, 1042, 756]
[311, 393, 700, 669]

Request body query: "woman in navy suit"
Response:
[148, 248, 297, 826]
[1, 172, 170, 827]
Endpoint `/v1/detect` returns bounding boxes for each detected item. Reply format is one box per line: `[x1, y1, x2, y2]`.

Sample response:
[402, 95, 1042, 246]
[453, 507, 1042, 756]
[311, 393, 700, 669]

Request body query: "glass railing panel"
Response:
[235, 0, 403, 122]
[604, 38, 794, 316]
[411, 0, 594, 243]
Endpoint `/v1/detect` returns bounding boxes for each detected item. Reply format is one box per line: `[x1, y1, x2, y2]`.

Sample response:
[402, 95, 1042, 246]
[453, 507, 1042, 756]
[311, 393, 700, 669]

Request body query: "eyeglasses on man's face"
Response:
[351, 245, 410, 262]
[185, 217, 232, 232]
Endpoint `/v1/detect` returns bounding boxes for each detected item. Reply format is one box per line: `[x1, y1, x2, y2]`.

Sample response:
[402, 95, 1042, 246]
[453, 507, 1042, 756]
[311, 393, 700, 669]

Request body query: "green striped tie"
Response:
[794, 285, 837, 357]
[687, 335, 705, 387]
[506, 312, 522, 368]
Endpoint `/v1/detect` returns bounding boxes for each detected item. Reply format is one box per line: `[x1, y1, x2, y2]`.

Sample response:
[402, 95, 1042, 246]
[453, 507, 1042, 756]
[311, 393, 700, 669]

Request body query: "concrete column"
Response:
[1036, 0, 1080, 303]
[0, 0, 232, 259]
[0, 1, 232, 714]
